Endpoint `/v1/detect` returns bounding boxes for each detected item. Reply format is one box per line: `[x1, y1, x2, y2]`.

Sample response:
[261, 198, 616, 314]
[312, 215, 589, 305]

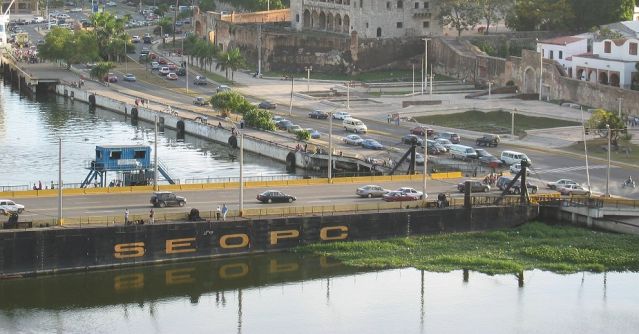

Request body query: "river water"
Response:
[0, 80, 297, 189]
[0, 253, 636, 334]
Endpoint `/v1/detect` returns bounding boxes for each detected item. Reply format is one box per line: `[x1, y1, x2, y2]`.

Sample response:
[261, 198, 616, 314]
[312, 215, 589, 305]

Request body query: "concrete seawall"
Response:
[0, 205, 539, 277]
[55, 85, 309, 169]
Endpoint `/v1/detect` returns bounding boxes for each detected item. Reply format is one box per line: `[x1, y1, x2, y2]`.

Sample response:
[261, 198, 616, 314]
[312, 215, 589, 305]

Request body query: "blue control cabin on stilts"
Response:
[81, 145, 175, 187]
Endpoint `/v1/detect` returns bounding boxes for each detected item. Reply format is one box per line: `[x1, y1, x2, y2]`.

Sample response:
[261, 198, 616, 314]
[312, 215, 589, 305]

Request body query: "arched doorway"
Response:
[588, 70, 597, 82]
[327, 13, 334, 31]
[599, 72, 609, 85]
[312, 10, 320, 29]
[376, 27, 382, 37]
[335, 14, 342, 32]
[576, 68, 584, 80]
[343, 15, 350, 33]
[303, 10, 311, 28]
[609, 73, 620, 87]
[523, 67, 536, 94]
[319, 12, 326, 30]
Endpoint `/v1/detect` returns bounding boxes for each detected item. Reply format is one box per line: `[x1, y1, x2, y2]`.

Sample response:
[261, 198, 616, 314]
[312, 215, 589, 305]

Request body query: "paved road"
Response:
[15, 178, 551, 222]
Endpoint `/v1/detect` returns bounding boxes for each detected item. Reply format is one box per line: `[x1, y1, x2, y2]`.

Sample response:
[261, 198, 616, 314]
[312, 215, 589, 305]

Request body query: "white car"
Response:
[57, 13, 70, 19]
[69, 7, 82, 12]
[396, 187, 425, 200]
[558, 184, 590, 196]
[332, 111, 351, 120]
[132, 35, 141, 43]
[509, 163, 530, 176]
[434, 138, 453, 151]
[342, 134, 363, 145]
[546, 179, 578, 190]
[0, 199, 25, 214]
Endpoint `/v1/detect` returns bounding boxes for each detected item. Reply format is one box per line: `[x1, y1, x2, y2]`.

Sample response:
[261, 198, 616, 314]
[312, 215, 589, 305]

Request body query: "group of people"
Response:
[215, 204, 229, 221]
[123, 204, 231, 225]
[483, 172, 500, 186]
[134, 98, 148, 107]
[32, 181, 54, 190]
[12, 47, 39, 64]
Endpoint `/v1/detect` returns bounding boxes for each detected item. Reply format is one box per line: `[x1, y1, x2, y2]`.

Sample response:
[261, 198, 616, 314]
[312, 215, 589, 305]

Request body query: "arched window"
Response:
[376, 27, 382, 37]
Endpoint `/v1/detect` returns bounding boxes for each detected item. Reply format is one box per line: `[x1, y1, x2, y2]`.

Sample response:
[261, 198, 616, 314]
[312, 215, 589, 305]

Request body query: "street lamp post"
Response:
[305, 66, 312, 92]
[422, 38, 430, 96]
[412, 64, 415, 94]
[606, 124, 611, 197]
[538, 44, 543, 101]
[154, 115, 159, 191]
[618, 97, 623, 119]
[328, 112, 333, 181]
[239, 131, 244, 216]
[423, 132, 428, 202]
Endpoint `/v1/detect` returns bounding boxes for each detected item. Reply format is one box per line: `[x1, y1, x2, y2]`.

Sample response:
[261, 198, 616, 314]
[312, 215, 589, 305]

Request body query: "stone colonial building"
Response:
[2, 0, 37, 14]
[289, 0, 441, 38]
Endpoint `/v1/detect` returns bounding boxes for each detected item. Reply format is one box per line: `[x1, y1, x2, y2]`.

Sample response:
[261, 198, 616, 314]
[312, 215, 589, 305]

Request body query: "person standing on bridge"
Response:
[216, 206, 221, 220]
[149, 209, 154, 224]
[221, 204, 228, 221]
[124, 209, 129, 225]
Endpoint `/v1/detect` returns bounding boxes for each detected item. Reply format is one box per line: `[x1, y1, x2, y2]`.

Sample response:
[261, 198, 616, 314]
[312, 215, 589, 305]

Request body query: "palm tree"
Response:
[225, 48, 246, 81]
[91, 12, 127, 61]
[90, 62, 115, 83]
[216, 51, 230, 80]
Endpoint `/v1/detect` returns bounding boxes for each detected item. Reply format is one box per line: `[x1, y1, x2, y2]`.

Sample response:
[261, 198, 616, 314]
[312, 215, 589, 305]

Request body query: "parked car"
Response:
[402, 134, 423, 146]
[383, 191, 418, 202]
[158, 66, 170, 75]
[406, 152, 425, 165]
[166, 72, 178, 80]
[558, 184, 590, 196]
[193, 96, 208, 106]
[435, 131, 460, 144]
[509, 162, 531, 176]
[257, 190, 296, 203]
[332, 111, 351, 120]
[361, 139, 384, 150]
[258, 101, 277, 109]
[309, 110, 329, 119]
[193, 75, 207, 85]
[287, 124, 303, 134]
[276, 120, 294, 130]
[150, 191, 186, 208]
[396, 187, 425, 200]
[476, 134, 501, 147]
[547, 179, 578, 190]
[356, 185, 389, 198]
[496, 176, 513, 191]
[457, 181, 490, 193]
[123, 73, 136, 82]
[434, 138, 452, 151]
[343, 134, 364, 145]
[0, 199, 25, 214]
[410, 126, 434, 137]
[426, 140, 447, 155]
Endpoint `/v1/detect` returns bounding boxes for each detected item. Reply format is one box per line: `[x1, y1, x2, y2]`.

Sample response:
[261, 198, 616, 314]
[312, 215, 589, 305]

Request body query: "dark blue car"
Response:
[361, 139, 383, 150]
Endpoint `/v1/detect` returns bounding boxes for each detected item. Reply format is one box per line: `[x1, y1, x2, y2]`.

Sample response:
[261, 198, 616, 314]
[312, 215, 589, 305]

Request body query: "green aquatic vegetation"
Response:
[295, 223, 639, 274]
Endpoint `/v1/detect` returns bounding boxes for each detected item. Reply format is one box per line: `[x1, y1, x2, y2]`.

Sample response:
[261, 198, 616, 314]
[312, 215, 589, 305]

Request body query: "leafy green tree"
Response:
[198, 0, 216, 12]
[216, 48, 246, 81]
[38, 28, 99, 69]
[89, 62, 115, 82]
[478, 0, 511, 34]
[156, 17, 174, 36]
[244, 108, 276, 131]
[439, 0, 482, 37]
[210, 91, 244, 117]
[587, 109, 626, 144]
[296, 130, 311, 141]
[90, 12, 127, 61]
[569, 0, 635, 31]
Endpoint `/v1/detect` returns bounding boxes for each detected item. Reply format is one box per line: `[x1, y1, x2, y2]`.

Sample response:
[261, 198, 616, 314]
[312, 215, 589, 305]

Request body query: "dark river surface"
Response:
[0, 80, 298, 190]
[0, 253, 637, 334]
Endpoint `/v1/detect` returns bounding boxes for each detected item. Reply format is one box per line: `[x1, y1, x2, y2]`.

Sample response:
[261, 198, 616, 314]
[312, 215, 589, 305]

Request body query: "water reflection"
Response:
[0, 252, 638, 334]
[0, 81, 296, 186]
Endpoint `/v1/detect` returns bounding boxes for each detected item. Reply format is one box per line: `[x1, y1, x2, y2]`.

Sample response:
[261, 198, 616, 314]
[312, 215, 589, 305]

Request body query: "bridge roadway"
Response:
[13, 177, 552, 224]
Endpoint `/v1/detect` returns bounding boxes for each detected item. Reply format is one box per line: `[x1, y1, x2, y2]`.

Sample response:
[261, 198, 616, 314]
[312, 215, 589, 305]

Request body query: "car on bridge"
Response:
[356, 185, 390, 198]
[150, 192, 186, 208]
[383, 191, 418, 202]
[0, 200, 25, 214]
[457, 181, 490, 193]
[361, 139, 383, 150]
[257, 190, 296, 203]
[343, 134, 363, 145]
[547, 179, 578, 190]
[558, 184, 590, 196]
[396, 187, 425, 200]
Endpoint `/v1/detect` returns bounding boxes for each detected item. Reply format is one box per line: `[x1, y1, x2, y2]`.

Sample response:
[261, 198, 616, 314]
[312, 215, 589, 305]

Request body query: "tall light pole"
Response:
[124, 40, 128, 73]
[239, 131, 244, 216]
[538, 45, 543, 101]
[257, 24, 262, 76]
[305, 66, 312, 92]
[412, 63, 415, 94]
[422, 38, 430, 96]
[580, 107, 591, 194]
[58, 137, 62, 225]
[511, 109, 515, 139]
[154, 115, 159, 191]
[617, 97, 623, 119]
[288, 75, 293, 116]
[423, 132, 428, 202]
[346, 81, 350, 109]
[429, 65, 433, 95]
[328, 112, 333, 181]
[606, 124, 612, 196]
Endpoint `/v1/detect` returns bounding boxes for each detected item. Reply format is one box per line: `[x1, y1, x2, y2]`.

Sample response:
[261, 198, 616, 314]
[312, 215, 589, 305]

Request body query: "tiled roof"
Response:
[539, 36, 584, 45]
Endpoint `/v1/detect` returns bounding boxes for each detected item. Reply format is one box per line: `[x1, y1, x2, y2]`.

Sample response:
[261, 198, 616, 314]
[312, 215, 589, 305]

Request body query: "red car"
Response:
[168, 63, 178, 71]
[410, 126, 434, 137]
[382, 191, 418, 202]
[103, 73, 117, 83]
[158, 58, 168, 65]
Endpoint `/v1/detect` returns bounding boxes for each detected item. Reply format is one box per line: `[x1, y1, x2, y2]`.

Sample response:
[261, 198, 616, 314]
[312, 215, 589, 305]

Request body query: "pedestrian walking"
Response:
[216, 206, 221, 220]
[395, 116, 400, 126]
[387, 114, 391, 123]
[221, 204, 228, 221]
[38, 180, 42, 190]
[149, 209, 154, 224]
[124, 208, 129, 225]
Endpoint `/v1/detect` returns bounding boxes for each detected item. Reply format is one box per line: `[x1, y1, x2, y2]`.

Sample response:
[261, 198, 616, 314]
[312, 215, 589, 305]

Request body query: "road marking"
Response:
[367, 129, 392, 136]
[537, 164, 617, 174]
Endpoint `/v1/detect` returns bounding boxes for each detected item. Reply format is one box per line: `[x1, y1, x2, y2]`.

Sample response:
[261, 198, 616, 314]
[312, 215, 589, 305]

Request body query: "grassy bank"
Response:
[564, 138, 639, 165]
[413, 110, 579, 136]
[295, 222, 639, 274]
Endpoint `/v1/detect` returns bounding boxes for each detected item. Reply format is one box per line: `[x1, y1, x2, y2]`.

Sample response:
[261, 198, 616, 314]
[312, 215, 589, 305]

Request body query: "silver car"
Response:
[343, 134, 363, 145]
[356, 185, 389, 198]
[0, 199, 25, 214]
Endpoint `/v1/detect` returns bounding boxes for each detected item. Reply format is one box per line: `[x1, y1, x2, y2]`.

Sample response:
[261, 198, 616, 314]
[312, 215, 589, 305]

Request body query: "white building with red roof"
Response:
[571, 38, 639, 89]
[536, 36, 588, 77]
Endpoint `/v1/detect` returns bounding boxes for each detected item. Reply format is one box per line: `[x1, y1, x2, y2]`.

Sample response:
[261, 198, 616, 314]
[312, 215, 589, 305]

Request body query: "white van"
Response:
[449, 144, 477, 160]
[500, 150, 531, 166]
[343, 118, 367, 133]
